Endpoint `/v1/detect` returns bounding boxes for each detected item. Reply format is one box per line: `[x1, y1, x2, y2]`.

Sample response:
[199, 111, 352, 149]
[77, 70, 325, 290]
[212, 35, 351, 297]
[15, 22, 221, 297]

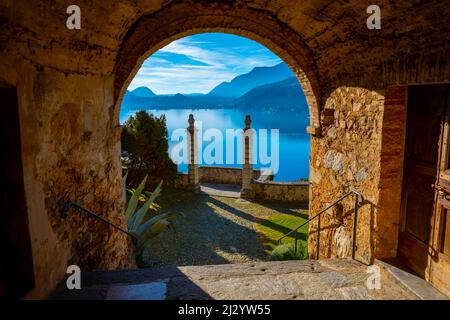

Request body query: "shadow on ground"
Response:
[142, 193, 308, 267]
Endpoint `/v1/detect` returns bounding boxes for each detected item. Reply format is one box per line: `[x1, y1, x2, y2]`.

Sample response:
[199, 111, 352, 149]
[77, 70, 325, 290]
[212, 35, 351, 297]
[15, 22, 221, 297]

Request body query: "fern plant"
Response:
[123, 174, 175, 264]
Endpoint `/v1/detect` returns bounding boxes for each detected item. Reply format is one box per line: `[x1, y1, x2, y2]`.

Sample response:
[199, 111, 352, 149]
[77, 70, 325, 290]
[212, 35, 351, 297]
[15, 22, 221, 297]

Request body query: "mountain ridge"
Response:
[132, 86, 156, 98]
[206, 62, 294, 98]
[234, 77, 305, 110]
[122, 63, 307, 111]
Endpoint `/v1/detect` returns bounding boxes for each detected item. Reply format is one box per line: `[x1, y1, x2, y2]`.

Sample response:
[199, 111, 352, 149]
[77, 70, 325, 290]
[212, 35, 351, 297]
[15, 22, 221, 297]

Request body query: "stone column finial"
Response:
[188, 114, 195, 130]
[244, 115, 251, 131]
[186, 114, 199, 192]
[241, 115, 253, 199]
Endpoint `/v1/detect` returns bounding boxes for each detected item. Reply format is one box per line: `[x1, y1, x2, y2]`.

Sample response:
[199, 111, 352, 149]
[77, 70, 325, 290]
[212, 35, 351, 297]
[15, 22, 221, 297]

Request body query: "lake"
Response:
[120, 108, 310, 182]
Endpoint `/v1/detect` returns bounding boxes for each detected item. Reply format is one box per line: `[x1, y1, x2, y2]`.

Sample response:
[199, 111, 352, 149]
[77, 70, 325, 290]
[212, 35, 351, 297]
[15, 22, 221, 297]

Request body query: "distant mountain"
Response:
[233, 77, 307, 111]
[122, 90, 149, 108]
[157, 93, 205, 97]
[132, 86, 156, 98]
[120, 63, 305, 111]
[175, 93, 205, 97]
[207, 63, 294, 98]
[121, 90, 233, 110]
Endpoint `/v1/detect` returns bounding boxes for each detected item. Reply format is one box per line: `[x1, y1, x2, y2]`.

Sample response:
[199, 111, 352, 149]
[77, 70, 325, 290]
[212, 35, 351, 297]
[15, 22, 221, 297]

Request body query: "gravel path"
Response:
[141, 193, 308, 267]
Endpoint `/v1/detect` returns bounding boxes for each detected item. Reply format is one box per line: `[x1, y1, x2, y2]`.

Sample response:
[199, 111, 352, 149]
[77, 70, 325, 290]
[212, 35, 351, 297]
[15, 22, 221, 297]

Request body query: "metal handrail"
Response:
[59, 199, 138, 241]
[277, 189, 363, 259]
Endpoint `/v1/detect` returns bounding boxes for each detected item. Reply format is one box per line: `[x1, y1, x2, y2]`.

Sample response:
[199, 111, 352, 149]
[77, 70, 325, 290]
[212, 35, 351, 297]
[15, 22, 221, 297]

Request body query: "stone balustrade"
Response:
[171, 114, 309, 203]
[199, 166, 261, 185]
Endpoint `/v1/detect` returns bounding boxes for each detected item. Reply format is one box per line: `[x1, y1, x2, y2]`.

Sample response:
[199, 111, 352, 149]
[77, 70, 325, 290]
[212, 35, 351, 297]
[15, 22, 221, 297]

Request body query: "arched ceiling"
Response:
[0, 0, 448, 88]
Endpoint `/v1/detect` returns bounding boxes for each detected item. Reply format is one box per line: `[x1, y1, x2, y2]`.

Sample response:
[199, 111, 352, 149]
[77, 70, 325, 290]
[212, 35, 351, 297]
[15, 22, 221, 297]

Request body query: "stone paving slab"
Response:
[105, 282, 167, 300]
[200, 183, 241, 198]
[51, 258, 419, 300]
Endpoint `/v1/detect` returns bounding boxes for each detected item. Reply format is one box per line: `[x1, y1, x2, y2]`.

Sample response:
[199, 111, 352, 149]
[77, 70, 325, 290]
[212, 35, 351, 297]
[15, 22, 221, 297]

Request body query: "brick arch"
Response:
[113, 2, 322, 132]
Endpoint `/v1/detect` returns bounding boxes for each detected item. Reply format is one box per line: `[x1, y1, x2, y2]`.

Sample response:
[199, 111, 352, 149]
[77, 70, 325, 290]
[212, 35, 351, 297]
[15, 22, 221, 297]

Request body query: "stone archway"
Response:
[113, 1, 322, 133]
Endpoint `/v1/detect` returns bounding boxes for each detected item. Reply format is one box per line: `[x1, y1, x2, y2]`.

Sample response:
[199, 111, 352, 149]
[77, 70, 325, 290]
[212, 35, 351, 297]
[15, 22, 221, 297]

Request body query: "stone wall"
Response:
[251, 180, 309, 203]
[309, 87, 384, 263]
[173, 172, 190, 189]
[0, 62, 134, 298]
[376, 86, 408, 258]
[199, 166, 261, 185]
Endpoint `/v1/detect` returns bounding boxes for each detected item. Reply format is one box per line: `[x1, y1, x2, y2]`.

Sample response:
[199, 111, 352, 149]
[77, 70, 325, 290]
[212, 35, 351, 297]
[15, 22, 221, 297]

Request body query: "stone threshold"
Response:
[375, 259, 448, 300]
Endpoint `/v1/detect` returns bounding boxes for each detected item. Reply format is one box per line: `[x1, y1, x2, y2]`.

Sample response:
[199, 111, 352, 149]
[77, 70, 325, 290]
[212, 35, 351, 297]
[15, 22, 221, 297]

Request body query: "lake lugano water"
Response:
[120, 108, 310, 182]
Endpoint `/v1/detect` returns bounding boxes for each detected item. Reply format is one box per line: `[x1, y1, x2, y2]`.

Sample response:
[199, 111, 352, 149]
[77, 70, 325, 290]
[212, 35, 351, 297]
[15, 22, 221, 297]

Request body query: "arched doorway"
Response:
[117, 29, 315, 266]
[112, 2, 321, 134]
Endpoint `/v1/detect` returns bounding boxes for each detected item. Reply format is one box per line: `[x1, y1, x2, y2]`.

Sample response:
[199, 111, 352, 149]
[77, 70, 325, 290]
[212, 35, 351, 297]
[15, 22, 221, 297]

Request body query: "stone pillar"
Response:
[241, 115, 254, 198]
[187, 114, 200, 192]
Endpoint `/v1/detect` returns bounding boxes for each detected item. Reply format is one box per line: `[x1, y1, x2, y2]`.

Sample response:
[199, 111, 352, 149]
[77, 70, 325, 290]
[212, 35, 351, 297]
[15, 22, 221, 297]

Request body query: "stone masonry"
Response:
[0, 0, 448, 298]
[187, 114, 200, 192]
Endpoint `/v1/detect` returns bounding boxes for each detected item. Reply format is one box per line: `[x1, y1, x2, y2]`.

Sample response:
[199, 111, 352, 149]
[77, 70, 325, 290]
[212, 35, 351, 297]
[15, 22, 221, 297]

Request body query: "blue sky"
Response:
[127, 33, 283, 94]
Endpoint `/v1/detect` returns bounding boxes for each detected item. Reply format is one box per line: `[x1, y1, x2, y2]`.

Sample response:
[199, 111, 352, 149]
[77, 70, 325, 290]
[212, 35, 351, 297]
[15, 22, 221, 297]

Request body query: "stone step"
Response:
[375, 259, 448, 300]
[51, 258, 420, 300]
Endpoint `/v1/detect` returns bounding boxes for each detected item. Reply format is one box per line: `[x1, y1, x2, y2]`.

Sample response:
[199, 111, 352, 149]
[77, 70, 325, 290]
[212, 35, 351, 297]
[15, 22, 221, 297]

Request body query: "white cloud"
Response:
[127, 35, 283, 94]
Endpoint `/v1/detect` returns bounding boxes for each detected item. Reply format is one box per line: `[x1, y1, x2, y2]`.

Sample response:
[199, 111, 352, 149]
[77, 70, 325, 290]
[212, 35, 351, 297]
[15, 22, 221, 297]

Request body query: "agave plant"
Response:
[123, 174, 175, 262]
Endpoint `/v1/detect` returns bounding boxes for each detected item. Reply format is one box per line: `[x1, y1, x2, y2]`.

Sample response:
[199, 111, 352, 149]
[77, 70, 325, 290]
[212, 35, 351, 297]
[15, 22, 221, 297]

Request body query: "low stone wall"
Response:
[251, 180, 309, 203]
[175, 167, 308, 203]
[173, 172, 190, 189]
[199, 166, 261, 185]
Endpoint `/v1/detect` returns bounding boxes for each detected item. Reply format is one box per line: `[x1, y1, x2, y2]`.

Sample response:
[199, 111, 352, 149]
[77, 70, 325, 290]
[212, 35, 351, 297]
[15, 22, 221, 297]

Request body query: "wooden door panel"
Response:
[404, 188, 434, 243]
[429, 85, 450, 296]
[429, 252, 450, 297]
[441, 210, 450, 256]
[398, 231, 429, 278]
[430, 193, 450, 295]
[399, 84, 446, 279]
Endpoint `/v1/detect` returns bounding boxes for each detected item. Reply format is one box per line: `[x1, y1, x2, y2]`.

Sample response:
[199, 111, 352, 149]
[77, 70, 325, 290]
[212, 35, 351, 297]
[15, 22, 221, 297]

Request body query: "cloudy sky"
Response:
[127, 33, 283, 95]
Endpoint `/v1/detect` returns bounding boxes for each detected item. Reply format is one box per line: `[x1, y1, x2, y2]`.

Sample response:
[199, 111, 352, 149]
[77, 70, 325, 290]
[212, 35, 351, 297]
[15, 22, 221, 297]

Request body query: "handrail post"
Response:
[276, 189, 363, 261]
[316, 214, 321, 260]
[352, 193, 359, 259]
[294, 232, 298, 254]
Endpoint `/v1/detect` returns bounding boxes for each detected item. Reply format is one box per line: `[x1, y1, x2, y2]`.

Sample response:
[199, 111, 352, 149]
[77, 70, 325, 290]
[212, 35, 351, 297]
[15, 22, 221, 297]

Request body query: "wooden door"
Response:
[399, 84, 450, 296]
[429, 85, 450, 296]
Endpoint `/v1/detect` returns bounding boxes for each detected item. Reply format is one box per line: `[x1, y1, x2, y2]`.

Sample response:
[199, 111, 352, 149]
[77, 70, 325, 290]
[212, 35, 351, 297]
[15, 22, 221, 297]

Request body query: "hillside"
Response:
[206, 63, 294, 98]
[234, 77, 307, 110]
[132, 86, 156, 98]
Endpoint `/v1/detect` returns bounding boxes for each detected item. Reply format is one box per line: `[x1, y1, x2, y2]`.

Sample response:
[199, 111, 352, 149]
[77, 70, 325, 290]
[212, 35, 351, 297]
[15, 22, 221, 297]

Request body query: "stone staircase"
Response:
[50, 258, 446, 300]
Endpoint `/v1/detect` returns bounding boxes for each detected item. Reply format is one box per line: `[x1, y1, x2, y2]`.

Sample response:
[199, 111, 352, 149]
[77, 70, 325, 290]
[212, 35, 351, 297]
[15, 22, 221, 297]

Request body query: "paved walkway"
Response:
[141, 194, 308, 267]
[51, 258, 420, 300]
[200, 183, 241, 198]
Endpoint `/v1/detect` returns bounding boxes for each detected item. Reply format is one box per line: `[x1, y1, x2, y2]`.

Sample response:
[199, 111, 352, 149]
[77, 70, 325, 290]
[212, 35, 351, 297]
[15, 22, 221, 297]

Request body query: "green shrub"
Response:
[270, 242, 308, 261]
[121, 111, 177, 189]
